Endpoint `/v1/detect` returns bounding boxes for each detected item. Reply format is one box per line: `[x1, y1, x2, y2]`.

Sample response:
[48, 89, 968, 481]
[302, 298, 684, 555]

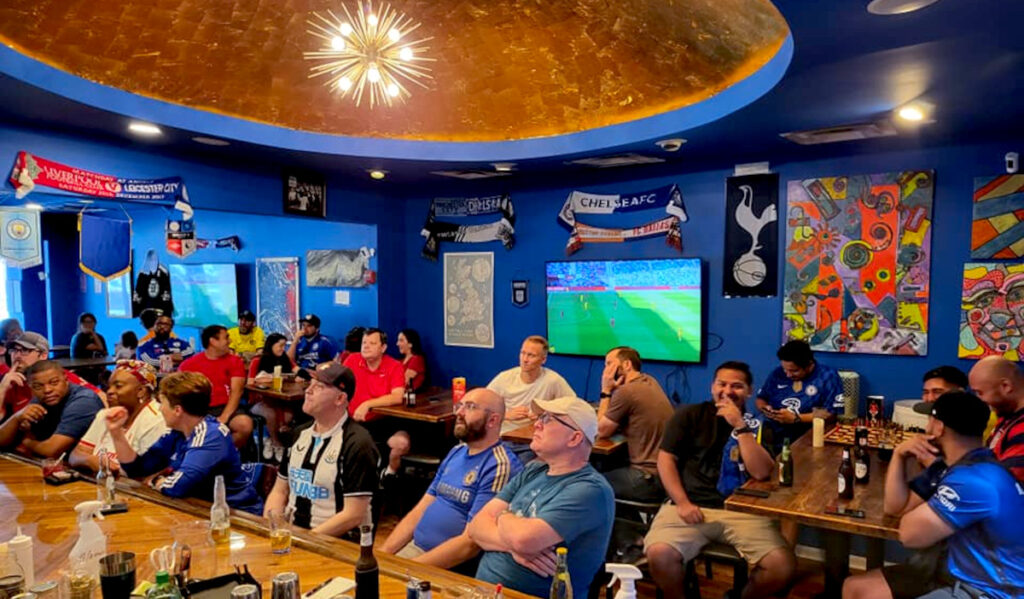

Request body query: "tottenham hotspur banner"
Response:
[557, 184, 688, 255]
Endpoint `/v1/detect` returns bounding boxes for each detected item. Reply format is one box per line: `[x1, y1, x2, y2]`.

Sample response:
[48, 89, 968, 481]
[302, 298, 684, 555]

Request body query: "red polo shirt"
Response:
[343, 353, 405, 420]
[179, 351, 245, 408]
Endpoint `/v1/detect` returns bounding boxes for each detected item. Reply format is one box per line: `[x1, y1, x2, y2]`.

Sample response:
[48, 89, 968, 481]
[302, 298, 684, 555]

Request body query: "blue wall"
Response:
[401, 141, 1022, 410]
[0, 123, 406, 350]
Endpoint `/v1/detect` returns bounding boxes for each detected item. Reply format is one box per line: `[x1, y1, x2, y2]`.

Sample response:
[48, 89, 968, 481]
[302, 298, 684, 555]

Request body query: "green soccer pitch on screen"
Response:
[545, 258, 702, 363]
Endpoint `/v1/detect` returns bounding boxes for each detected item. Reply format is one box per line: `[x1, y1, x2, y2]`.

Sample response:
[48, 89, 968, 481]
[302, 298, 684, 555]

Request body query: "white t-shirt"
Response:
[487, 367, 576, 433]
[77, 401, 169, 459]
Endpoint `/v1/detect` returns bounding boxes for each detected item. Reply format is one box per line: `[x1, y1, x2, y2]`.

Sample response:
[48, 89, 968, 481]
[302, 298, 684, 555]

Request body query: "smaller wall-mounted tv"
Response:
[545, 258, 702, 363]
[168, 263, 239, 328]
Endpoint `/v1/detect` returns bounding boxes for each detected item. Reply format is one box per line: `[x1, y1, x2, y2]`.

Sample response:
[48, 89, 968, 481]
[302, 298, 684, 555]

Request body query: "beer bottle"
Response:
[854, 445, 870, 484]
[778, 438, 793, 487]
[210, 475, 231, 545]
[838, 448, 854, 500]
[549, 547, 572, 599]
[355, 525, 379, 599]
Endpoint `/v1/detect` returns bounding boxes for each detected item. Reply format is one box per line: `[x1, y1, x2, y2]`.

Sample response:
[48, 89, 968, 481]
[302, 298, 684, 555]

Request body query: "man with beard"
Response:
[0, 360, 104, 458]
[69, 360, 168, 473]
[0, 332, 104, 421]
[138, 314, 195, 368]
[288, 314, 335, 370]
[263, 362, 379, 538]
[645, 361, 795, 599]
[380, 388, 522, 570]
[227, 309, 265, 356]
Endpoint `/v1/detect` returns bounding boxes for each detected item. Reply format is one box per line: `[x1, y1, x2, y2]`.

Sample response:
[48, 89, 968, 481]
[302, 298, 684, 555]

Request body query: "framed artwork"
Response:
[959, 262, 1024, 360]
[256, 257, 301, 338]
[782, 170, 934, 356]
[283, 170, 327, 218]
[970, 174, 1024, 258]
[443, 251, 494, 348]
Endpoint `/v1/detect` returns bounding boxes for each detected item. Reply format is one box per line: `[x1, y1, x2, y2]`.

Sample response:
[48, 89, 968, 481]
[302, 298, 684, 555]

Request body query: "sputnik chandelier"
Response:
[305, 1, 434, 108]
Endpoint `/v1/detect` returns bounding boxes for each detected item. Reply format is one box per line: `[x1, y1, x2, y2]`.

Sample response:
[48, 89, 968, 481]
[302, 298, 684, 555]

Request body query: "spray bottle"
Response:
[68, 501, 107, 580]
[605, 564, 642, 599]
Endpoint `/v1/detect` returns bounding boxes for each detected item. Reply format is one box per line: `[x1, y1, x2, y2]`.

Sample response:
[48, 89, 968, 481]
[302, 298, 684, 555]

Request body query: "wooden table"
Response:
[371, 391, 457, 424]
[0, 454, 535, 599]
[725, 433, 900, 598]
[56, 356, 120, 370]
[500, 423, 626, 456]
[246, 380, 307, 404]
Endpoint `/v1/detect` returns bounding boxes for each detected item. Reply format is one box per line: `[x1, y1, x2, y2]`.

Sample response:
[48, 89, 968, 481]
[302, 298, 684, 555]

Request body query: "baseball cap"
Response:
[311, 362, 355, 397]
[531, 396, 598, 444]
[300, 313, 321, 328]
[926, 391, 991, 437]
[238, 309, 256, 321]
[10, 331, 49, 353]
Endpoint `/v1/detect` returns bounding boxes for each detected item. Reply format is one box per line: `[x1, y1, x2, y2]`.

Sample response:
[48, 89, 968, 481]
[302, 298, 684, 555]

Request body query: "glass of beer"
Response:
[268, 508, 293, 555]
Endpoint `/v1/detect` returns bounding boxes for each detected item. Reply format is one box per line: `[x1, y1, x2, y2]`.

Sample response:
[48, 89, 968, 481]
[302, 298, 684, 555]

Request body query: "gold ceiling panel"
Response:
[0, 0, 788, 142]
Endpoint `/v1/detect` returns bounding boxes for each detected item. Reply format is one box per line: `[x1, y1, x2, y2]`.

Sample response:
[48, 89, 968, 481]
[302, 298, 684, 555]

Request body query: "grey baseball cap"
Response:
[9, 331, 49, 353]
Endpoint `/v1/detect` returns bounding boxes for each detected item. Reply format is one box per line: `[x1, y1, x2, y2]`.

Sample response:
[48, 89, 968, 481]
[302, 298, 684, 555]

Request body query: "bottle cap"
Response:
[155, 571, 169, 585]
[556, 547, 567, 555]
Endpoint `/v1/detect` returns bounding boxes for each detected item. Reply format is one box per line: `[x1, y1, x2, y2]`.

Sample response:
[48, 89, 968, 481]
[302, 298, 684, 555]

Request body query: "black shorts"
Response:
[208, 403, 251, 420]
[881, 543, 949, 599]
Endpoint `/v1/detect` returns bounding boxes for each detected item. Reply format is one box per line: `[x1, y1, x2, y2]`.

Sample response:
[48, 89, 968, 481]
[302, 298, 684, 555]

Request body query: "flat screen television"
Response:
[545, 258, 702, 363]
[168, 263, 239, 328]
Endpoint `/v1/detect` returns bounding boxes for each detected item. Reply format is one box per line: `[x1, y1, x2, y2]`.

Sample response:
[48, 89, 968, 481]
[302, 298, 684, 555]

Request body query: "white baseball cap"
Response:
[531, 396, 598, 444]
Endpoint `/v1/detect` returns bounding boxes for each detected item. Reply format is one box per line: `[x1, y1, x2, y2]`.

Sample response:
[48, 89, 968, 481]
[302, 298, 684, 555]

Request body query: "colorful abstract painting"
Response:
[782, 171, 934, 355]
[959, 262, 1024, 360]
[971, 175, 1024, 258]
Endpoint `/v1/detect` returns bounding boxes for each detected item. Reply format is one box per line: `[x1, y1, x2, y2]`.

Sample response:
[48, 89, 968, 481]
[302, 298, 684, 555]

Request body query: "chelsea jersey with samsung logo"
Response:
[280, 415, 379, 529]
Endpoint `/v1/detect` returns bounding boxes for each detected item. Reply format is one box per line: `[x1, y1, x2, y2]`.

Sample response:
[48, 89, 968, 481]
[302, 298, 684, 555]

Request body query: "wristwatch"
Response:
[733, 426, 754, 436]
[599, 392, 612, 399]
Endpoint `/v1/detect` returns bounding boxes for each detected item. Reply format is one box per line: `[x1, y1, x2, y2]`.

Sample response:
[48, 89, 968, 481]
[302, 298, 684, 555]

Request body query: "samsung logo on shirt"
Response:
[436, 481, 471, 504]
[936, 485, 960, 511]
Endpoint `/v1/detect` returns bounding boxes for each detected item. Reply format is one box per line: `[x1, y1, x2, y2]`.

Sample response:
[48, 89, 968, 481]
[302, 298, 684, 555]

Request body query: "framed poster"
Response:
[256, 257, 301, 338]
[283, 170, 327, 218]
[443, 251, 494, 348]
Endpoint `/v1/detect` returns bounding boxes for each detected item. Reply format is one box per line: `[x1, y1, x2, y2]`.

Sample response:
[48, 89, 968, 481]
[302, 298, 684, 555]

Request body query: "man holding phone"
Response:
[755, 340, 844, 445]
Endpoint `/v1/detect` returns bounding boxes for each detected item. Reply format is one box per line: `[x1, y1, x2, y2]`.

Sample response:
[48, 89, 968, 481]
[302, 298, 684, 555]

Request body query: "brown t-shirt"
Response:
[604, 373, 674, 474]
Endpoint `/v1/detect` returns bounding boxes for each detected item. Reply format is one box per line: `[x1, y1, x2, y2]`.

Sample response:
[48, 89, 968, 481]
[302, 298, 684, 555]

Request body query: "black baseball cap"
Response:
[238, 309, 256, 321]
[927, 391, 991, 437]
[300, 313, 321, 328]
[311, 362, 355, 397]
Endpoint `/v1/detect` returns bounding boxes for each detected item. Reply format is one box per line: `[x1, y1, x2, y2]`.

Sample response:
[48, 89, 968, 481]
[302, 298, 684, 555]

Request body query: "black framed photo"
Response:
[283, 170, 327, 218]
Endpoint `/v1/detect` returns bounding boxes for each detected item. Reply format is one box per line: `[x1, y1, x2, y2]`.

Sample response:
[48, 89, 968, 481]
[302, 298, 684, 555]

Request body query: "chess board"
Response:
[824, 424, 912, 449]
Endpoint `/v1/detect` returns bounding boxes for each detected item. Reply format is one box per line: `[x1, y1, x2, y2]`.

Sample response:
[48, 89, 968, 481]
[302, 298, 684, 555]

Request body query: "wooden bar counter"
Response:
[0, 454, 534, 599]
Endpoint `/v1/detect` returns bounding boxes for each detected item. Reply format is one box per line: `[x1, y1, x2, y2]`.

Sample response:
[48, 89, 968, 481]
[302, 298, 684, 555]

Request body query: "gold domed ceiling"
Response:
[0, 0, 788, 142]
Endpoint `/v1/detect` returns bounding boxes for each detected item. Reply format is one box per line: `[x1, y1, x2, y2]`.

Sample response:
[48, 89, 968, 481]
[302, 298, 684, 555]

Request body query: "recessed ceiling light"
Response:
[368, 170, 387, 180]
[191, 136, 230, 146]
[128, 122, 162, 136]
[25, 202, 44, 211]
[867, 0, 940, 16]
[491, 163, 516, 172]
[655, 138, 687, 152]
[895, 101, 934, 123]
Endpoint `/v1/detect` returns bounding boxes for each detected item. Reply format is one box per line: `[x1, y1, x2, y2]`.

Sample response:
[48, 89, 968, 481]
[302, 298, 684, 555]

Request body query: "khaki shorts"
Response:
[396, 541, 426, 560]
[644, 503, 787, 565]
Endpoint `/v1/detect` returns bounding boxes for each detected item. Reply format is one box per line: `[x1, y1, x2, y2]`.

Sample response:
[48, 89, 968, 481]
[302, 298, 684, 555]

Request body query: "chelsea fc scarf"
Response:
[557, 184, 688, 255]
[421, 194, 515, 260]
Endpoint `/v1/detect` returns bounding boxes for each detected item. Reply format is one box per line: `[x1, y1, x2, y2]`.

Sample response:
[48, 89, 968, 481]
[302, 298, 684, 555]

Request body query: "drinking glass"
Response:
[268, 508, 293, 555]
[98, 552, 135, 599]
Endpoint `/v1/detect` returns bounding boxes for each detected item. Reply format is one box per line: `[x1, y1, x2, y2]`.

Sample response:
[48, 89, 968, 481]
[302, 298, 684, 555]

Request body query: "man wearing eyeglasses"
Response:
[0, 332, 102, 422]
[380, 388, 523, 571]
[469, 396, 614, 599]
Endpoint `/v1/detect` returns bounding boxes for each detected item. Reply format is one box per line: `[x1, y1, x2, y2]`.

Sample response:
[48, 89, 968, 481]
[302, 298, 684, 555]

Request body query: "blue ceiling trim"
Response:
[0, 34, 792, 163]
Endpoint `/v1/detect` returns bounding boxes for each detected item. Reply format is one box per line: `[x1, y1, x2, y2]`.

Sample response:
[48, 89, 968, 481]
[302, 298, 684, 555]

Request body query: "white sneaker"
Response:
[273, 444, 284, 462]
[262, 440, 274, 461]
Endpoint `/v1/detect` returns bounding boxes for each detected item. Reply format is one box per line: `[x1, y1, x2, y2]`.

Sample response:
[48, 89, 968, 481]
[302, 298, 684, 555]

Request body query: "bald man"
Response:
[968, 356, 1024, 481]
[380, 388, 523, 570]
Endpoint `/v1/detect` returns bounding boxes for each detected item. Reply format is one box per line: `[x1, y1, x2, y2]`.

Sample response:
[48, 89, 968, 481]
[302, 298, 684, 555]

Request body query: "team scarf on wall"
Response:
[557, 184, 688, 255]
[420, 194, 515, 260]
[79, 212, 132, 281]
[10, 151, 193, 218]
[165, 218, 241, 258]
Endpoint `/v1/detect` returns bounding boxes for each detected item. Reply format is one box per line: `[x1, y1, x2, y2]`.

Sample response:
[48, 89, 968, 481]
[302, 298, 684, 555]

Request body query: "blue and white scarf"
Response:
[557, 184, 687, 255]
[421, 194, 515, 260]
